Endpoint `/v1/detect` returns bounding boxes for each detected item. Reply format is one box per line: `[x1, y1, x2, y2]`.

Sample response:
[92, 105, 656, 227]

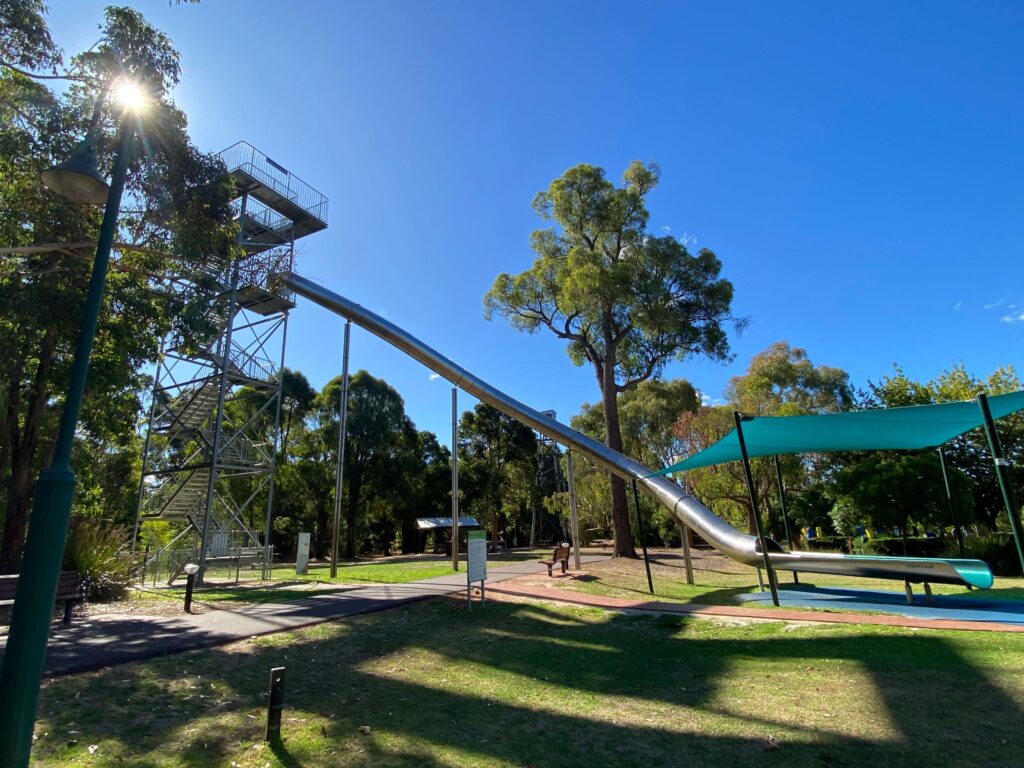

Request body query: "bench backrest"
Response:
[553, 544, 571, 560]
[0, 571, 79, 602]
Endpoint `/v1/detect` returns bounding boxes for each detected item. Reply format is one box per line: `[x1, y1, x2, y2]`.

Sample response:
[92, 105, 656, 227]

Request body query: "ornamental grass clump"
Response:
[62, 518, 134, 602]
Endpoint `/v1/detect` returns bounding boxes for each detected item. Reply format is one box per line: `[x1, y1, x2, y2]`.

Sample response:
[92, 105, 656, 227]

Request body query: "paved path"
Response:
[484, 580, 1024, 634]
[0, 555, 607, 677]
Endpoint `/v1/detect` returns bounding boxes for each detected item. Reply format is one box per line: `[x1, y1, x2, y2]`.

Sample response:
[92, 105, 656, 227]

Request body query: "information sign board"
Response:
[296, 532, 311, 575]
[466, 530, 487, 609]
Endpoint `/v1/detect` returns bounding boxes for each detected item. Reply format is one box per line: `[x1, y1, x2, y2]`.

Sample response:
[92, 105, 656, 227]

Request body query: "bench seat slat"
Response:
[0, 571, 80, 606]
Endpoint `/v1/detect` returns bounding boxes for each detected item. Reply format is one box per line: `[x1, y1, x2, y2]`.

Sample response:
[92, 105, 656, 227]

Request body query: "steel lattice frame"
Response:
[134, 143, 327, 585]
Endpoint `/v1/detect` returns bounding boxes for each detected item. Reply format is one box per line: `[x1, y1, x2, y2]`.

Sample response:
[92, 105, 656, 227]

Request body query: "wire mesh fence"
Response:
[140, 545, 273, 587]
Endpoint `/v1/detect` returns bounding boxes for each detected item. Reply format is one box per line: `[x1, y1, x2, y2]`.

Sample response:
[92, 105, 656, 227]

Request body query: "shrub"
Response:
[62, 518, 134, 602]
[955, 534, 1023, 577]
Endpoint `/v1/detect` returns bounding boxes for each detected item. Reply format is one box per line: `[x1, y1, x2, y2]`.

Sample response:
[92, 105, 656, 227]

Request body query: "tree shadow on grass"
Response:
[31, 598, 1024, 767]
[573, 572, 756, 606]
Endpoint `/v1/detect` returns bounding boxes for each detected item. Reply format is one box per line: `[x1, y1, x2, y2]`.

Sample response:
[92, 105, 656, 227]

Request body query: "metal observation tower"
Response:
[134, 141, 327, 584]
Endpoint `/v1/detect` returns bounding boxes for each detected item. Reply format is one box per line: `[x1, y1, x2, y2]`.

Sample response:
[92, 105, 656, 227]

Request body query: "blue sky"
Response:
[51, 1, 1022, 445]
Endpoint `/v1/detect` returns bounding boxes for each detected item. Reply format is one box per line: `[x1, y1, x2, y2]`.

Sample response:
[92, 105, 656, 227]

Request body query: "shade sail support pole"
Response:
[977, 393, 1024, 574]
[773, 455, 798, 585]
[631, 479, 654, 594]
[735, 412, 779, 607]
[937, 445, 966, 559]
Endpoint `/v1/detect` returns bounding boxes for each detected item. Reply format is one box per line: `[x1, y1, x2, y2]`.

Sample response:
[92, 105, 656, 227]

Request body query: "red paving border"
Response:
[484, 578, 1024, 634]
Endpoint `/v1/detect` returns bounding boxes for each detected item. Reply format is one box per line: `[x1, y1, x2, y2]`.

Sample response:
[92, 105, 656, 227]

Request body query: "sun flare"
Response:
[112, 78, 149, 113]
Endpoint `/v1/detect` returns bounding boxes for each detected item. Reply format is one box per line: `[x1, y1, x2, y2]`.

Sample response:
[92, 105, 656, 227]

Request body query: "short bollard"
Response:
[266, 666, 286, 742]
[183, 563, 200, 614]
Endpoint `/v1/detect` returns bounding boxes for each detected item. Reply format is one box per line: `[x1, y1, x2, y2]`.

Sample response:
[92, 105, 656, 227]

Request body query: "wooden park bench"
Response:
[0, 571, 82, 625]
[539, 543, 571, 577]
[590, 538, 614, 549]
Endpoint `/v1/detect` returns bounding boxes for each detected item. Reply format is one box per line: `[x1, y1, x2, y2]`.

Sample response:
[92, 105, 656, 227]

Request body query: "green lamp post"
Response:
[0, 84, 142, 768]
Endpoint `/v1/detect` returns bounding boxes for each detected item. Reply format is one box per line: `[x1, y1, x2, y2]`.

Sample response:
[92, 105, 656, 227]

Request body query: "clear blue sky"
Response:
[51, 1, 1023, 445]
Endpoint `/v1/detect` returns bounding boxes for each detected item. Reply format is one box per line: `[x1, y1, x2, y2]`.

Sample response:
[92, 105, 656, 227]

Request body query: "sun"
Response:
[112, 78, 149, 113]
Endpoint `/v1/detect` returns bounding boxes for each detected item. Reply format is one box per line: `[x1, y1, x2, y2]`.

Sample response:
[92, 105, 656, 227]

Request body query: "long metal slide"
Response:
[284, 272, 994, 590]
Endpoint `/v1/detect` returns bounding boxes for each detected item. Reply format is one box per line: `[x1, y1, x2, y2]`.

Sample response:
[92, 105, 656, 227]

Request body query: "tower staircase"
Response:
[135, 141, 327, 584]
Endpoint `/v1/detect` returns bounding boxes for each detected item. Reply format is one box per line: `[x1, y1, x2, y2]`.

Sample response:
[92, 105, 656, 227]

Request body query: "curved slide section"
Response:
[284, 272, 993, 590]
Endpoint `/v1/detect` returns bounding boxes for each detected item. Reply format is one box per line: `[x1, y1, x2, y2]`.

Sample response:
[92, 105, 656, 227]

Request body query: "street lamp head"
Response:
[39, 131, 110, 206]
[183, 563, 200, 576]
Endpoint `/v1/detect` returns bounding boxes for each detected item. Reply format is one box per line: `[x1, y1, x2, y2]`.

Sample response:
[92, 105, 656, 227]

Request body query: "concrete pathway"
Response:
[0, 555, 607, 677]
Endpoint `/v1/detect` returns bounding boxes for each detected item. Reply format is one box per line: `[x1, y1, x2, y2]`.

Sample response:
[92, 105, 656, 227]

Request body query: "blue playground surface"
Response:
[739, 585, 1024, 625]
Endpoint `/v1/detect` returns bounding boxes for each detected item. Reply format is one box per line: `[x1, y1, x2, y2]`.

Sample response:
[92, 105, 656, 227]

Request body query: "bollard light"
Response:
[183, 563, 200, 613]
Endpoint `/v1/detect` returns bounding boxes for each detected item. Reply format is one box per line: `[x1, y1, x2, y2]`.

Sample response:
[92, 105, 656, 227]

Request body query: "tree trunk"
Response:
[0, 464, 32, 574]
[600, 360, 636, 558]
[314, 499, 330, 559]
[0, 327, 57, 573]
[400, 518, 418, 554]
[345, 468, 361, 559]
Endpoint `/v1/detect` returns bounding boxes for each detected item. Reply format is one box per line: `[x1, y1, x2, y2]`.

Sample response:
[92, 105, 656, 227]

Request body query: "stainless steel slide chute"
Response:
[284, 272, 993, 590]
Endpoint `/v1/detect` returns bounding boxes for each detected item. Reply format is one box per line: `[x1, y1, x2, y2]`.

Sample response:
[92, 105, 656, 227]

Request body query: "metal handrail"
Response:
[227, 344, 276, 382]
[219, 141, 328, 225]
[232, 197, 292, 234]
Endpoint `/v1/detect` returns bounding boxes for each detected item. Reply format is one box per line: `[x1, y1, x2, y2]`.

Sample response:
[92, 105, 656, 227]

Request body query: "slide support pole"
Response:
[452, 387, 459, 571]
[330, 320, 351, 579]
[566, 449, 581, 570]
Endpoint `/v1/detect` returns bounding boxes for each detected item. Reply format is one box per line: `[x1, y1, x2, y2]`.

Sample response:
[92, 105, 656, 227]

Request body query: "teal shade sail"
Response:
[652, 391, 1024, 476]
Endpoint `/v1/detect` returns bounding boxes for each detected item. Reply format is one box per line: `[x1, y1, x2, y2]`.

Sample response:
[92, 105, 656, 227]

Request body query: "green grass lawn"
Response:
[272, 560, 456, 584]
[271, 550, 552, 585]
[556, 552, 1024, 608]
[144, 550, 557, 606]
[32, 597, 1024, 767]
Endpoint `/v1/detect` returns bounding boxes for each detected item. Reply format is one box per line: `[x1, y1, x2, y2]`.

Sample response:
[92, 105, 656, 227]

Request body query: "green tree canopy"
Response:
[830, 452, 972, 551]
[484, 161, 739, 557]
[0, 5, 235, 571]
[866, 363, 1022, 532]
[573, 378, 698, 471]
[676, 342, 853, 537]
[459, 403, 538, 546]
[726, 341, 853, 416]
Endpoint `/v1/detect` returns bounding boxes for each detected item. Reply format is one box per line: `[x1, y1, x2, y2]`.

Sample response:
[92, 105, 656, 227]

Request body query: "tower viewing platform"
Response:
[219, 140, 328, 241]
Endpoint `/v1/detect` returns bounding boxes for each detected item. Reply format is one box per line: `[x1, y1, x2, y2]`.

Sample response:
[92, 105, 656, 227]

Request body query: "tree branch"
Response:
[616, 351, 661, 393]
[0, 59, 88, 82]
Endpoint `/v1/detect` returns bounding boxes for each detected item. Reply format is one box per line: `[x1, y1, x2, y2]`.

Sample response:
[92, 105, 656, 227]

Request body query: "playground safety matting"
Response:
[483, 580, 1024, 633]
[740, 585, 1024, 625]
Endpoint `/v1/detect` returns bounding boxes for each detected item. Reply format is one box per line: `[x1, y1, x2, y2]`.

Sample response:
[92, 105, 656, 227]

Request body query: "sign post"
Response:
[466, 529, 487, 610]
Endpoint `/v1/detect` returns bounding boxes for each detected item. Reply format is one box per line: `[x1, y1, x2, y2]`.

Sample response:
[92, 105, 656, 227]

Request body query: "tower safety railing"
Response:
[219, 140, 328, 226]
